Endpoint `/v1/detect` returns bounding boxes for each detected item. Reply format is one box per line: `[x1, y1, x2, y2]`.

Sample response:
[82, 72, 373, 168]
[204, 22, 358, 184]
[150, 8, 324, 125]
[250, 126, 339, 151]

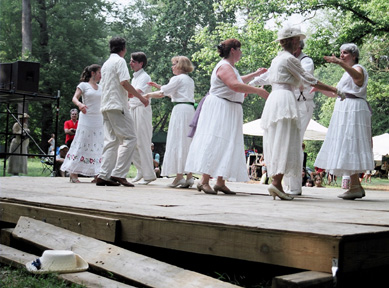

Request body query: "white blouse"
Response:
[250, 51, 317, 88]
[337, 64, 368, 99]
[161, 74, 195, 103]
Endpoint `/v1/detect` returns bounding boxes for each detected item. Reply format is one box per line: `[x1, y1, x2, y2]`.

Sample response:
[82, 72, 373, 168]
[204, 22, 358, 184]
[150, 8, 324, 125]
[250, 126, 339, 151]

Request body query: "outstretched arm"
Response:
[218, 64, 269, 99]
[324, 54, 364, 86]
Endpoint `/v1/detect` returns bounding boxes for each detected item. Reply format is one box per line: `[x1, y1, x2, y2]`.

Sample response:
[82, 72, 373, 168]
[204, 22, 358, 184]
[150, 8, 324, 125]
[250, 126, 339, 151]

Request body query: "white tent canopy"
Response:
[243, 118, 328, 141]
[372, 133, 389, 161]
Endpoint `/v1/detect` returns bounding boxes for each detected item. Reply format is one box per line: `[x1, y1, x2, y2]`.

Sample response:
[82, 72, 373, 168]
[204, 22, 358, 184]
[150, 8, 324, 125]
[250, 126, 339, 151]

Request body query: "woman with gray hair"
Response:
[250, 26, 337, 200]
[313, 43, 374, 200]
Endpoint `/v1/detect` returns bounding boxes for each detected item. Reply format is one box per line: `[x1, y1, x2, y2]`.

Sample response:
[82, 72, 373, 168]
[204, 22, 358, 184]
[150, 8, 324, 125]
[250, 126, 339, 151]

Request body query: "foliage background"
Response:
[0, 0, 388, 166]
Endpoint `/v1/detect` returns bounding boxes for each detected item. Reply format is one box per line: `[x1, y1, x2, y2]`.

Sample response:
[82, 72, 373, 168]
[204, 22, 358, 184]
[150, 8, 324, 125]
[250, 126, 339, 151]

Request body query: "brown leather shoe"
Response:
[96, 177, 120, 186]
[110, 176, 134, 187]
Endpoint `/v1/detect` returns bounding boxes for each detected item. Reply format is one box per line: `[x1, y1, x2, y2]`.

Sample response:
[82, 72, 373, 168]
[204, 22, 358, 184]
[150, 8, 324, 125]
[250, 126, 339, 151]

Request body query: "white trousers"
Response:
[99, 110, 137, 179]
[284, 100, 314, 192]
[130, 105, 156, 180]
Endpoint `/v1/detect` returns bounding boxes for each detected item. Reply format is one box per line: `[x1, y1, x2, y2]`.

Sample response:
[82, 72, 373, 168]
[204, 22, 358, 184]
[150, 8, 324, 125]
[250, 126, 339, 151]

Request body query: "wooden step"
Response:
[12, 216, 239, 288]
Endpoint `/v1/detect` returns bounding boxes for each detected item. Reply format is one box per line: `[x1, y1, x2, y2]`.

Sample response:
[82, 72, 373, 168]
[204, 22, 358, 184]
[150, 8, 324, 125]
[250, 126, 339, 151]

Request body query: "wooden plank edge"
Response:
[272, 271, 334, 288]
[0, 244, 135, 288]
[0, 202, 119, 242]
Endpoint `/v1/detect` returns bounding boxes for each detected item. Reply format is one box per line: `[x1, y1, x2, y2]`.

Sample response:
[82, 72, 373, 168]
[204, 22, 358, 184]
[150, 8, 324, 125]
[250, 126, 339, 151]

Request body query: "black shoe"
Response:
[110, 176, 134, 187]
[96, 177, 120, 186]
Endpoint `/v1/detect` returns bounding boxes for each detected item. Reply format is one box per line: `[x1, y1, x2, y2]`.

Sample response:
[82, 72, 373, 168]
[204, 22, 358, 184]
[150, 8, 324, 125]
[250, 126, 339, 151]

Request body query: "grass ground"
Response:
[0, 264, 85, 288]
[0, 157, 138, 178]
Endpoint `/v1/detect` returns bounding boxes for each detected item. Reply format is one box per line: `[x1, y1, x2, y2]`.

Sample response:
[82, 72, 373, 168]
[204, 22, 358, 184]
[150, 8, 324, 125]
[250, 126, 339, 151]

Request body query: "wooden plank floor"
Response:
[1, 176, 389, 275]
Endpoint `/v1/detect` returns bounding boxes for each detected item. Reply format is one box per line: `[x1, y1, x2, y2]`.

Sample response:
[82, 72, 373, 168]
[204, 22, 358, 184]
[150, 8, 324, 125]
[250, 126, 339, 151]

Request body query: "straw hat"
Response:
[18, 113, 30, 119]
[26, 250, 88, 274]
[275, 26, 306, 41]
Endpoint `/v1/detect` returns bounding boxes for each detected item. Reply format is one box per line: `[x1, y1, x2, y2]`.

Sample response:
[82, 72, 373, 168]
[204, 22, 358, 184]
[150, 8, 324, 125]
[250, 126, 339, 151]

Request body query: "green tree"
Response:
[114, 0, 236, 134]
[1, 0, 112, 152]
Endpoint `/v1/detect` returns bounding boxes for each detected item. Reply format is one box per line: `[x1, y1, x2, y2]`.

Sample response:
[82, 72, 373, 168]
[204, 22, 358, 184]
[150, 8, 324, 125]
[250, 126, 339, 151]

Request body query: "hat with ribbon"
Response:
[26, 250, 88, 274]
[275, 25, 306, 41]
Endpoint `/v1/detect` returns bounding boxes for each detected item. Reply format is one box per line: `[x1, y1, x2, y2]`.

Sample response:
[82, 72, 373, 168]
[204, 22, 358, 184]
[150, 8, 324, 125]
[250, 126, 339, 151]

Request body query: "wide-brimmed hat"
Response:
[18, 113, 30, 119]
[26, 250, 88, 274]
[275, 26, 306, 41]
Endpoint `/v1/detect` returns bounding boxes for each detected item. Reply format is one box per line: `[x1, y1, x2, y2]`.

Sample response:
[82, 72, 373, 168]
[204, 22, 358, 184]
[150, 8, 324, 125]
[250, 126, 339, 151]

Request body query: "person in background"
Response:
[60, 64, 104, 183]
[185, 39, 269, 195]
[147, 56, 195, 188]
[364, 170, 372, 183]
[305, 179, 314, 187]
[56, 144, 69, 177]
[7, 113, 30, 176]
[128, 52, 156, 185]
[96, 36, 149, 187]
[314, 175, 324, 187]
[284, 40, 315, 196]
[64, 108, 78, 147]
[313, 43, 374, 200]
[310, 166, 326, 181]
[47, 133, 55, 155]
[151, 143, 161, 178]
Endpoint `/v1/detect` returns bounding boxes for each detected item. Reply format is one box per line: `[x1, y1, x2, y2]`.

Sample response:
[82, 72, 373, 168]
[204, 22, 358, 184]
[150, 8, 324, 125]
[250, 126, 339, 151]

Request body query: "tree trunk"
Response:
[22, 0, 32, 58]
[36, 0, 54, 154]
[20, 0, 32, 116]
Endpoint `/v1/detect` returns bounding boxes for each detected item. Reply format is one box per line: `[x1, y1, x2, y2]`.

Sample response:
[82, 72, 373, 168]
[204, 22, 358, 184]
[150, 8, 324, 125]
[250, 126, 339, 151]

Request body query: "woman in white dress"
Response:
[313, 43, 374, 200]
[250, 27, 337, 200]
[147, 56, 196, 188]
[7, 113, 30, 175]
[185, 39, 269, 194]
[61, 64, 104, 183]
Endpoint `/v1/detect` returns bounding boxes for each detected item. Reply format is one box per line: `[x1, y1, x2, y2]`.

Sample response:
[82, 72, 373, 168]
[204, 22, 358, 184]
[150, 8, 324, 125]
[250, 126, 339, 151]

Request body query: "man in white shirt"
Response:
[128, 52, 156, 185]
[284, 40, 315, 195]
[96, 37, 149, 187]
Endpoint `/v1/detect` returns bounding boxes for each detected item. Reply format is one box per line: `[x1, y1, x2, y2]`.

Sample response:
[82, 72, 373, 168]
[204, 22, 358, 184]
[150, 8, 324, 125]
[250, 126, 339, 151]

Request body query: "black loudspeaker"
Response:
[0, 63, 12, 90]
[11, 61, 40, 92]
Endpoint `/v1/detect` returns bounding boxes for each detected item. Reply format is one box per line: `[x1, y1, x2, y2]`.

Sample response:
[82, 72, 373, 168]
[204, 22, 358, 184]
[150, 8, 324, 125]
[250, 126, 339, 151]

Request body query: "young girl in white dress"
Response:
[61, 65, 104, 183]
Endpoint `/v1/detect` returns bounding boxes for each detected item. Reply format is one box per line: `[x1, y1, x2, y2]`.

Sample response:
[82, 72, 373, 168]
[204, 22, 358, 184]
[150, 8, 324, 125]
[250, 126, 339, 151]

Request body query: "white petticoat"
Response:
[161, 104, 194, 176]
[185, 95, 249, 182]
[261, 88, 301, 178]
[61, 113, 104, 176]
[314, 98, 374, 176]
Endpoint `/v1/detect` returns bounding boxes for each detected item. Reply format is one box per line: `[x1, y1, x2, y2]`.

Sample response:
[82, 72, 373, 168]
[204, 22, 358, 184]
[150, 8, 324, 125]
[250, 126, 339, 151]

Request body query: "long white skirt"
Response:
[261, 89, 301, 178]
[185, 95, 249, 182]
[314, 98, 374, 176]
[7, 137, 29, 174]
[161, 104, 194, 176]
[61, 113, 104, 176]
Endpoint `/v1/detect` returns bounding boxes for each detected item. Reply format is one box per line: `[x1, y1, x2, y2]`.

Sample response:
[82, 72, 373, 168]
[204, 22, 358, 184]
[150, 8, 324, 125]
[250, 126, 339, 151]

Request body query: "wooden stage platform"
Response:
[1, 176, 389, 279]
